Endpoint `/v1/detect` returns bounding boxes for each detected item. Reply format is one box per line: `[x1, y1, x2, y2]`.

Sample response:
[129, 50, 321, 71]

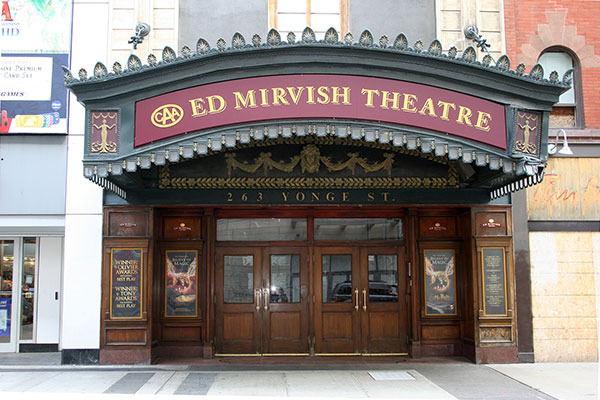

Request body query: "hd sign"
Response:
[135, 75, 507, 149]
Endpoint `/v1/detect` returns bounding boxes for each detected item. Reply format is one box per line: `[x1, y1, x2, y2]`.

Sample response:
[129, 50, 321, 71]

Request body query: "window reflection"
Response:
[217, 219, 307, 241]
[315, 218, 403, 241]
[270, 255, 300, 303]
[223, 255, 253, 303]
[0, 240, 14, 344]
[20, 238, 37, 341]
[368, 255, 398, 303]
[322, 254, 352, 303]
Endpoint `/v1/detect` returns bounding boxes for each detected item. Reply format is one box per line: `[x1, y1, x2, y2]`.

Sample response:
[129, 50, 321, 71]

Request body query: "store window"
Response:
[20, 238, 37, 341]
[538, 49, 582, 128]
[269, 0, 348, 39]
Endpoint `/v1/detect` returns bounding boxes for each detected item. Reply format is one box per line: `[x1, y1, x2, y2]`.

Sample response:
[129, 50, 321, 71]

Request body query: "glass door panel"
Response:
[368, 254, 398, 303]
[20, 238, 37, 341]
[322, 254, 352, 303]
[223, 255, 254, 303]
[270, 254, 300, 303]
[0, 240, 17, 352]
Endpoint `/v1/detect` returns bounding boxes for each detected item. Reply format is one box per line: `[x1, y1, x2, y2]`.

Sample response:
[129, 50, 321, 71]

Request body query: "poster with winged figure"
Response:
[165, 250, 198, 317]
[424, 249, 457, 316]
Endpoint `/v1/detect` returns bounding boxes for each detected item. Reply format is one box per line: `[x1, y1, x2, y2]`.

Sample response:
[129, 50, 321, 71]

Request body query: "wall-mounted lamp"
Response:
[548, 129, 573, 155]
[464, 23, 495, 63]
[128, 22, 151, 51]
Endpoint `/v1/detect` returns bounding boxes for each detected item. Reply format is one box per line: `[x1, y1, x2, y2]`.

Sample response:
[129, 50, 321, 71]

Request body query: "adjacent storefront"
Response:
[65, 28, 567, 364]
[0, 0, 70, 353]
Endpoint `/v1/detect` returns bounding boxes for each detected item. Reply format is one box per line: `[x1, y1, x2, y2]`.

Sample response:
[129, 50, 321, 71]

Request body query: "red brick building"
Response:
[504, 1, 600, 362]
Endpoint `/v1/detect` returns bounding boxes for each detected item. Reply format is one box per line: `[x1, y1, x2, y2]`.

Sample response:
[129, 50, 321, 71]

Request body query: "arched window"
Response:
[538, 48, 582, 128]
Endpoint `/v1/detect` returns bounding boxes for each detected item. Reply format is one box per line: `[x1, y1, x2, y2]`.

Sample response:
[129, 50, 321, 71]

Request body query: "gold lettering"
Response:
[296, 192, 306, 201]
[367, 192, 375, 201]
[342, 192, 349, 202]
[382, 192, 390, 201]
[361, 88, 379, 108]
[380, 91, 400, 110]
[475, 111, 492, 132]
[286, 87, 306, 105]
[233, 90, 257, 110]
[311, 192, 320, 201]
[326, 192, 335, 201]
[402, 94, 418, 113]
[331, 87, 351, 105]
[272, 87, 289, 105]
[206, 95, 226, 114]
[189, 98, 207, 117]
[418, 97, 437, 117]
[317, 86, 330, 104]
[306, 86, 316, 104]
[259, 88, 269, 107]
[281, 192, 289, 202]
[456, 105, 473, 126]
[437, 100, 456, 121]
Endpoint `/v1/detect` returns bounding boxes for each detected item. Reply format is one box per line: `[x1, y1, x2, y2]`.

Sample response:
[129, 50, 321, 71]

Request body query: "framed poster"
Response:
[110, 248, 143, 319]
[165, 250, 198, 317]
[423, 249, 457, 316]
[481, 247, 508, 316]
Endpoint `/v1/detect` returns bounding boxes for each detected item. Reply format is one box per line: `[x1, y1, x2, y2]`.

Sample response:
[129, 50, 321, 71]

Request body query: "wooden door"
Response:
[314, 247, 361, 354]
[215, 247, 309, 355]
[314, 246, 408, 355]
[261, 247, 309, 354]
[215, 247, 262, 354]
[359, 247, 408, 354]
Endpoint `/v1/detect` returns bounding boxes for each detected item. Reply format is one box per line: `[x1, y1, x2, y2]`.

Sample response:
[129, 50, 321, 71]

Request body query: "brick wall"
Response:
[504, 1, 600, 127]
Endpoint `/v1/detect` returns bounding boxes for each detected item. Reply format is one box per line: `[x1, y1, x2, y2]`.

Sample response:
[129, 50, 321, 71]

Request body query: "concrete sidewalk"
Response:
[490, 363, 598, 400]
[0, 353, 597, 399]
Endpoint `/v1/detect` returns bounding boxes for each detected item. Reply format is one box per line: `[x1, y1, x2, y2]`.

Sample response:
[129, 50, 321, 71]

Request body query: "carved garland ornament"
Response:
[158, 136, 460, 189]
[225, 144, 394, 177]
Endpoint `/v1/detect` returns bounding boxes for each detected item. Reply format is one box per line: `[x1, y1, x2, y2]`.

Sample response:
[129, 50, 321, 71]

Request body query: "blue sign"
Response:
[0, 298, 10, 337]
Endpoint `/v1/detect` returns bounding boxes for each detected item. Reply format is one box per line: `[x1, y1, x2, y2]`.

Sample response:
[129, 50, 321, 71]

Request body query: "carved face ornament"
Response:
[300, 144, 321, 173]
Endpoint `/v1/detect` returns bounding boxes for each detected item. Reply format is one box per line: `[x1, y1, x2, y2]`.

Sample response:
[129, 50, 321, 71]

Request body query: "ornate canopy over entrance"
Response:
[64, 28, 569, 203]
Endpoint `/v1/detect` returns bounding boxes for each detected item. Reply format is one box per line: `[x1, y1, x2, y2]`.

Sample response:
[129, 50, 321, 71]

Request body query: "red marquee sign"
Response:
[135, 74, 507, 149]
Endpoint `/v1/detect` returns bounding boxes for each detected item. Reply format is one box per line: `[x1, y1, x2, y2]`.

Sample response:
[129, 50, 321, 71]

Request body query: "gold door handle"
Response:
[354, 288, 359, 311]
[255, 289, 261, 311]
[362, 289, 367, 312]
[263, 288, 270, 310]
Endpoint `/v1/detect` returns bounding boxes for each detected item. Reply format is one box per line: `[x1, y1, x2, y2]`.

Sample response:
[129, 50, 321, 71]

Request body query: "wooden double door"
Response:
[215, 246, 407, 355]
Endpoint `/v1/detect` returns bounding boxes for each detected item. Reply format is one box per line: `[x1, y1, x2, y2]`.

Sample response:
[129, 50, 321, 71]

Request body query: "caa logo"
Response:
[151, 104, 184, 128]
